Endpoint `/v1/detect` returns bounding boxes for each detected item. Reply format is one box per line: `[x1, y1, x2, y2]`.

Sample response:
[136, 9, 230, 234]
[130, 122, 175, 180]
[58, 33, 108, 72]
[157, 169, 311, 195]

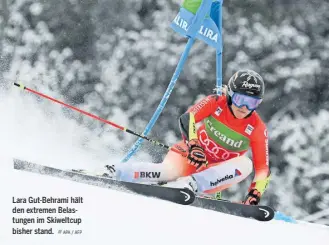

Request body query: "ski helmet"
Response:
[227, 69, 265, 98]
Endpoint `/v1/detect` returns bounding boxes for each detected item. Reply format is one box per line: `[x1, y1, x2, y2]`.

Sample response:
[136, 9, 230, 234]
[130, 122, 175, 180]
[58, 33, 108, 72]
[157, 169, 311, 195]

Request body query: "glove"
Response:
[243, 189, 261, 205]
[187, 139, 208, 170]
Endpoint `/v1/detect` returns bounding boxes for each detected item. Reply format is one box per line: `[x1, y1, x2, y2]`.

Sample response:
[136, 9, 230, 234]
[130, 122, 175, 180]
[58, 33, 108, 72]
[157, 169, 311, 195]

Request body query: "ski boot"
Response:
[162, 175, 198, 193]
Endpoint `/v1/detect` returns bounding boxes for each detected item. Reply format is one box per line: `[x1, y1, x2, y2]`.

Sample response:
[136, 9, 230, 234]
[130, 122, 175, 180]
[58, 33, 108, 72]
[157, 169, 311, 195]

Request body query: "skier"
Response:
[108, 69, 271, 205]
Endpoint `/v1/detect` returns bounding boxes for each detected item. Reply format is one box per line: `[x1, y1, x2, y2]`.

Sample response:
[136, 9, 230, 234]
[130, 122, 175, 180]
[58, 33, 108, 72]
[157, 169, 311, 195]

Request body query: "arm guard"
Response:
[179, 112, 198, 142]
[249, 172, 271, 195]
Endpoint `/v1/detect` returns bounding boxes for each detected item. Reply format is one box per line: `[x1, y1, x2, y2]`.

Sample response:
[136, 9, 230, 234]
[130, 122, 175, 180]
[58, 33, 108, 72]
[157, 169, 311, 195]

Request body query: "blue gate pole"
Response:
[215, 0, 223, 95]
[121, 0, 214, 163]
[121, 38, 195, 163]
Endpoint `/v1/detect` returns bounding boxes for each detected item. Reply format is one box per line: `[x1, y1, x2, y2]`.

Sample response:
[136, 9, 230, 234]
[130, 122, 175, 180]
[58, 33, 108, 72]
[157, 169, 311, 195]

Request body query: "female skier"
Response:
[109, 69, 271, 205]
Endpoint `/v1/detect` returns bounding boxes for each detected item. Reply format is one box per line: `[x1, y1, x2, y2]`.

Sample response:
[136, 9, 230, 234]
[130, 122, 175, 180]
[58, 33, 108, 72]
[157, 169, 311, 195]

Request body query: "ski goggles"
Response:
[231, 92, 263, 111]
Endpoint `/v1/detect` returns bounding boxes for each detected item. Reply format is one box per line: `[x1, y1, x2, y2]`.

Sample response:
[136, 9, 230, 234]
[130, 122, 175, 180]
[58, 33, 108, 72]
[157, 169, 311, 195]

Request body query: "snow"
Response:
[1, 156, 329, 245]
[1, 84, 329, 245]
[29, 3, 43, 16]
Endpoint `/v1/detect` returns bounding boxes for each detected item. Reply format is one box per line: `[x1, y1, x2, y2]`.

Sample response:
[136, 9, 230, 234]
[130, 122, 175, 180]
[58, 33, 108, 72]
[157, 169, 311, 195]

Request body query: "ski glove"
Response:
[243, 189, 261, 205]
[187, 139, 208, 170]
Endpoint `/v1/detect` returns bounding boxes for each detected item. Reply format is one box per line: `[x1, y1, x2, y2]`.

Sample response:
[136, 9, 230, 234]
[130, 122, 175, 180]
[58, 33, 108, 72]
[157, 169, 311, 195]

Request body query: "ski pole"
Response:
[13, 83, 187, 157]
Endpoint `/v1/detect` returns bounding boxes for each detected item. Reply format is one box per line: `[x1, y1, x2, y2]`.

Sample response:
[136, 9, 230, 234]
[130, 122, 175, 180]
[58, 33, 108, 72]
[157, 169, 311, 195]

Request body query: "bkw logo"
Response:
[134, 172, 161, 179]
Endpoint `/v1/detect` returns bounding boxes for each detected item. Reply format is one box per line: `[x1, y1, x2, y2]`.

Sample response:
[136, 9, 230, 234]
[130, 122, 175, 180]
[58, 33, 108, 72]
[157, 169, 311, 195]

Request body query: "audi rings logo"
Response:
[199, 130, 240, 161]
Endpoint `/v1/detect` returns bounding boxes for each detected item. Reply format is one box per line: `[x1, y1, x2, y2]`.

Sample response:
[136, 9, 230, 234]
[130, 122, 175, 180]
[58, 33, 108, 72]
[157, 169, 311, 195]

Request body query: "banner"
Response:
[171, 0, 223, 52]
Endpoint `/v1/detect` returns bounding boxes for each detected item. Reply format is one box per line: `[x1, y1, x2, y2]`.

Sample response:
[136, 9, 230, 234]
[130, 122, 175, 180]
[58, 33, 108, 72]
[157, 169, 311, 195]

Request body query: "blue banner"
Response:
[170, 1, 223, 52]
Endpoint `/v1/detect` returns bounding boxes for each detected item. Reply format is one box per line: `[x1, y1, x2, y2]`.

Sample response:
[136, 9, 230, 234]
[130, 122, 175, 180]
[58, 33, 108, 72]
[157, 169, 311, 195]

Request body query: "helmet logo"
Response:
[241, 81, 261, 90]
[240, 70, 262, 92]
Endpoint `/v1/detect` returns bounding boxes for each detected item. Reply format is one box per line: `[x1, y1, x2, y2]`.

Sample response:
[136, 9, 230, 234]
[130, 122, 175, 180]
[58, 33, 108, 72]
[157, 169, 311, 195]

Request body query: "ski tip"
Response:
[257, 206, 275, 221]
[180, 188, 196, 205]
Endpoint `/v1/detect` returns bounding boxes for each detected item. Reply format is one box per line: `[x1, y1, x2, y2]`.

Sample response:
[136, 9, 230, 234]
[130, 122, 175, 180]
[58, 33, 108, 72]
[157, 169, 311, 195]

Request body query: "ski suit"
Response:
[162, 94, 271, 195]
[116, 94, 270, 196]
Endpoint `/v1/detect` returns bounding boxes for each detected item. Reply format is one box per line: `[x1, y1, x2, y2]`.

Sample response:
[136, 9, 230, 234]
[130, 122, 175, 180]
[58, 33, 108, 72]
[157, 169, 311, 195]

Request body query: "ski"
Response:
[13, 159, 274, 221]
[69, 169, 274, 221]
[13, 159, 195, 205]
[193, 197, 274, 221]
